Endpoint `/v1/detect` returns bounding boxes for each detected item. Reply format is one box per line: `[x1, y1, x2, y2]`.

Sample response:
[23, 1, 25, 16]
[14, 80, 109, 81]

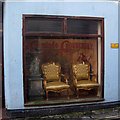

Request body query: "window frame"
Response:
[23, 15, 104, 106]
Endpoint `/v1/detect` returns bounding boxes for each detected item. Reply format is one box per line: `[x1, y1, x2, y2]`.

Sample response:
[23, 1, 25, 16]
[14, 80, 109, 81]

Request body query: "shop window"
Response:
[23, 15, 104, 106]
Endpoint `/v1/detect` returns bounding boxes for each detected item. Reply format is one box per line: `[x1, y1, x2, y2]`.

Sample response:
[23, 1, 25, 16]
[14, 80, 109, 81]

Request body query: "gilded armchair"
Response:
[42, 62, 70, 100]
[72, 62, 99, 98]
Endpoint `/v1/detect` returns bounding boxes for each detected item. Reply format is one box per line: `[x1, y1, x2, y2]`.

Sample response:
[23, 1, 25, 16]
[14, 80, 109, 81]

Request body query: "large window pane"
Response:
[24, 37, 100, 103]
[23, 16, 104, 105]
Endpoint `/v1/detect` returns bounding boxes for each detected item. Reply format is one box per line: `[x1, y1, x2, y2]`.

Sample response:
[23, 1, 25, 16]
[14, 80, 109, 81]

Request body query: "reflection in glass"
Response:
[23, 16, 103, 105]
[24, 37, 101, 103]
[67, 19, 102, 35]
[25, 19, 63, 33]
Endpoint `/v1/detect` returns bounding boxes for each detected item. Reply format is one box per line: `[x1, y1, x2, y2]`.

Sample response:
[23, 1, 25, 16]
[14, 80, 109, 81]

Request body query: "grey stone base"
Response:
[5, 101, 120, 119]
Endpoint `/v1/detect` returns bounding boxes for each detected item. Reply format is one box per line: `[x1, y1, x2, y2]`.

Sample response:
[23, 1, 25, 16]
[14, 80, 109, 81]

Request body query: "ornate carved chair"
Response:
[42, 62, 70, 100]
[72, 62, 99, 98]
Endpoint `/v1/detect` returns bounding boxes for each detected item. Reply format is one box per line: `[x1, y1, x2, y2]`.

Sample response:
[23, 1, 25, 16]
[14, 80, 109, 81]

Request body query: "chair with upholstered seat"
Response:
[72, 62, 99, 98]
[42, 62, 70, 100]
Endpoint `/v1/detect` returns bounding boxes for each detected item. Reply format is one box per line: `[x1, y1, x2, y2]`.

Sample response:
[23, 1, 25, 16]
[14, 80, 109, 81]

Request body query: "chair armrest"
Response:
[43, 79, 47, 89]
[60, 74, 69, 84]
[89, 73, 97, 82]
[61, 74, 65, 77]
[73, 75, 77, 85]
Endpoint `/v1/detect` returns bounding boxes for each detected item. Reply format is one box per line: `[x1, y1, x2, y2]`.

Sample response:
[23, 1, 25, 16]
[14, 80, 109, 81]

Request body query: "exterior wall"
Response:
[118, 2, 120, 100]
[4, 1, 119, 109]
[0, 1, 2, 118]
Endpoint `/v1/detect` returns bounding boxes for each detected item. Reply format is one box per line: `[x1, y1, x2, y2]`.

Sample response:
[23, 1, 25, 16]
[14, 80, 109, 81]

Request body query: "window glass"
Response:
[67, 19, 102, 35]
[25, 19, 63, 33]
[23, 16, 103, 105]
[24, 36, 100, 103]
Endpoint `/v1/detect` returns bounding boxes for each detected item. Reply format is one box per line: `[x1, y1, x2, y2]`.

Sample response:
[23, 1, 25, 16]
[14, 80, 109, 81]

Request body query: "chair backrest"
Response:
[72, 63, 89, 80]
[42, 62, 60, 82]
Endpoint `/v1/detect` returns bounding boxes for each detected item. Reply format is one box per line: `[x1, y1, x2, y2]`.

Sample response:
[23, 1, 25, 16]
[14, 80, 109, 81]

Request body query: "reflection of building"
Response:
[3, 0, 120, 119]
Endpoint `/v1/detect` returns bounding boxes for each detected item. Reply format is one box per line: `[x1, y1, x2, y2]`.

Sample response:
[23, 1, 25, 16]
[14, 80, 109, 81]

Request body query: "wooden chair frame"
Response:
[72, 62, 100, 98]
[42, 62, 70, 100]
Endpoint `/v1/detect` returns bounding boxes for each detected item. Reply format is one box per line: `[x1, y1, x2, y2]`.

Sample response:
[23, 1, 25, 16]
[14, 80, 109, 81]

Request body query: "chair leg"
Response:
[46, 90, 48, 101]
[97, 87, 100, 97]
[67, 89, 70, 99]
[77, 88, 79, 98]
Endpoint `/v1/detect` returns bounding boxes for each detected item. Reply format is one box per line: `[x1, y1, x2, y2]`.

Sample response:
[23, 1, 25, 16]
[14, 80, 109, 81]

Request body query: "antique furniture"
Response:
[72, 62, 99, 98]
[42, 62, 70, 100]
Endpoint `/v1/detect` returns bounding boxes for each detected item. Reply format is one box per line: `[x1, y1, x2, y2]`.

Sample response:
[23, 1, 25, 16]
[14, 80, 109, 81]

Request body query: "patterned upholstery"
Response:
[46, 81, 70, 90]
[72, 63, 99, 98]
[73, 64, 89, 80]
[42, 63, 60, 81]
[76, 80, 99, 88]
[42, 62, 70, 100]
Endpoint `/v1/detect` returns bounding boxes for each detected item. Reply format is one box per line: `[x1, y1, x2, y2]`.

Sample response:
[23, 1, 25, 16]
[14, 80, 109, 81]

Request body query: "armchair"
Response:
[42, 62, 70, 100]
[72, 62, 99, 98]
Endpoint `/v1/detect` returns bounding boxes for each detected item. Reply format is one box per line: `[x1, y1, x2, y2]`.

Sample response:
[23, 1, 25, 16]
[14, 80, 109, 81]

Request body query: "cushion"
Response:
[46, 81, 69, 90]
[76, 80, 99, 88]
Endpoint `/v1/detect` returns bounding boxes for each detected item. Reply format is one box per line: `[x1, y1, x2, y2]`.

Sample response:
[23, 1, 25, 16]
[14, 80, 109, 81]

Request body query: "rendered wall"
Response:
[118, 2, 120, 100]
[4, 1, 119, 109]
[0, 1, 2, 118]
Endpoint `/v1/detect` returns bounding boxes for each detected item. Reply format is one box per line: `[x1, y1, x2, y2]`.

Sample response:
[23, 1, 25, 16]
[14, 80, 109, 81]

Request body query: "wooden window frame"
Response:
[23, 15, 104, 106]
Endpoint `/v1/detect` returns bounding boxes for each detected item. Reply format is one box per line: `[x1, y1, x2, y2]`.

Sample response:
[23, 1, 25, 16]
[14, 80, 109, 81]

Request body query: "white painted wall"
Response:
[118, 2, 120, 100]
[4, 1, 119, 109]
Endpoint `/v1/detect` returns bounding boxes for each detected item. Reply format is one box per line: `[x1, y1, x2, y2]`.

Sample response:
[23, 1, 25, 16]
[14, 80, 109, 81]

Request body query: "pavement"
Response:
[4, 106, 120, 120]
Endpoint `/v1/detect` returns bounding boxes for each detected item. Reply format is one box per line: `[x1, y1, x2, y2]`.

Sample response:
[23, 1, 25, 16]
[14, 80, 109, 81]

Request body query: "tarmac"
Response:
[5, 106, 120, 120]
